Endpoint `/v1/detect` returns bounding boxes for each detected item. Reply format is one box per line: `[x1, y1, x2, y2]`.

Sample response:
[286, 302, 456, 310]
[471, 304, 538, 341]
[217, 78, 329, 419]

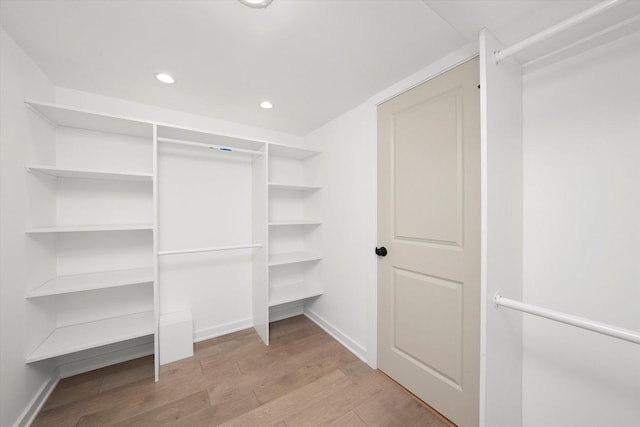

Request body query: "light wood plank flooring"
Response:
[33, 315, 453, 426]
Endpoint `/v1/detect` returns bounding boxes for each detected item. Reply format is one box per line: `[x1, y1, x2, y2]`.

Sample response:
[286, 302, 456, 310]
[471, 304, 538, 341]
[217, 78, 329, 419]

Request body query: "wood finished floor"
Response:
[33, 315, 453, 427]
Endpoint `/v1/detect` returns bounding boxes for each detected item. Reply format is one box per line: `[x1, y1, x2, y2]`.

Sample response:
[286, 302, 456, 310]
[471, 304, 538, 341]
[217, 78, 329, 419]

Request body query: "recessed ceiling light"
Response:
[260, 101, 273, 109]
[156, 73, 175, 84]
[238, 0, 273, 9]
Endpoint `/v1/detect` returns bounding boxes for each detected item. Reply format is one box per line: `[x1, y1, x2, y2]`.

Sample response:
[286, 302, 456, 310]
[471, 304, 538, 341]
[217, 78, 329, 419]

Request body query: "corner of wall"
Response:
[12, 369, 60, 427]
[1, 25, 58, 427]
[303, 307, 367, 362]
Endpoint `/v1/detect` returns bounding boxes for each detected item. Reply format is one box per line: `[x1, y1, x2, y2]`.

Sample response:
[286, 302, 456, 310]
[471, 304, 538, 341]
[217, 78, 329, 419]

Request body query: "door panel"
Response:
[378, 58, 480, 427]
[392, 268, 463, 386]
[394, 86, 463, 246]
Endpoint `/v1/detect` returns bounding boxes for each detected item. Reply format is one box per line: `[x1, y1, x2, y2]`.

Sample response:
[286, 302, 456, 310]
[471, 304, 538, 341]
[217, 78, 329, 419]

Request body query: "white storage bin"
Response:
[159, 310, 193, 365]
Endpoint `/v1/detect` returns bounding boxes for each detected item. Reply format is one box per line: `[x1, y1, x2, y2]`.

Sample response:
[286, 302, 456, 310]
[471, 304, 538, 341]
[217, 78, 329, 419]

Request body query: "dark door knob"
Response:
[375, 247, 387, 257]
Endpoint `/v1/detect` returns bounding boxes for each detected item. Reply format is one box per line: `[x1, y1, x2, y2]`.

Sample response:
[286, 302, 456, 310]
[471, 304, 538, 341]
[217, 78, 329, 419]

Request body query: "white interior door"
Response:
[377, 57, 481, 427]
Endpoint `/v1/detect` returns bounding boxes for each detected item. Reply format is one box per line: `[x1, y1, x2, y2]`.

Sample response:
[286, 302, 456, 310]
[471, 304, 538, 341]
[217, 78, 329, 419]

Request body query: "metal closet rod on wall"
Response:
[158, 243, 263, 256]
[494, 294, 640, 345]
[494, 0, 627, 63]
[157, 137, 263, 156]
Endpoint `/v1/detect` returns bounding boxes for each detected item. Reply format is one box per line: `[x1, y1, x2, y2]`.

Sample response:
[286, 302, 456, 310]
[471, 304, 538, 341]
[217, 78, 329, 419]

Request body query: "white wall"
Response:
[0, 27, 57, 427]
[522, 32, 640, 427]
[303, 102, 376, 361]
[303, 43, 478, 366]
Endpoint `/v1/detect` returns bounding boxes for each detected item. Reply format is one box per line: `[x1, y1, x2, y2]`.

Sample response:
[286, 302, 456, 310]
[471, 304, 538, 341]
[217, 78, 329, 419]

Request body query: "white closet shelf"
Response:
[26, 311, 154, 363]
[25, 224, 153, 234]
[25, 100, 153, 138]
[269, 282, 323, 307]
[26, 164, 153, 182]
[269, 144, 320, 159]
[26, 267, 153, 298]
[157, 137, 263, 156]
[269, 251, 322, 266]
[268, 182, 321, 191]
[157, 125, 264, 153]
[268, 220, 322, 226]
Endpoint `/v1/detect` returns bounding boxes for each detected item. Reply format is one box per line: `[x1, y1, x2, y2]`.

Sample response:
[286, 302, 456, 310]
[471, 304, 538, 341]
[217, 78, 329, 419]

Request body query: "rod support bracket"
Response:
[493, 293, 502, 308]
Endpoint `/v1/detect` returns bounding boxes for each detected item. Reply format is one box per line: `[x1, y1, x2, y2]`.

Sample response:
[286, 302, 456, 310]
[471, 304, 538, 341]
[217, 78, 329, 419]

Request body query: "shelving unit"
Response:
[23, 100, 156, 376]
[267, 145, 323, 311]
[22, 99, 323, 378]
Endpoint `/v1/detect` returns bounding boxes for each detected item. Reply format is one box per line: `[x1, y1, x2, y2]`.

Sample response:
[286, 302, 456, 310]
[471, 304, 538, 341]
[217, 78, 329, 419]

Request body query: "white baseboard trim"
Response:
[193, 318, 253, 343]
[269, 302, 304, 322]
[303, 308, 367, 362]
[17, 339, 155, 426]
[13, 371, 59, 427]
[58, 341, 154, 379]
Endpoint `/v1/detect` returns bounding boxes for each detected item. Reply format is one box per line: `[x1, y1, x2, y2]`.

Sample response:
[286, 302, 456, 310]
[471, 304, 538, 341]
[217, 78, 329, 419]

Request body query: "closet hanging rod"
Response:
[157, 137, 263, 156]
[494, 0, 627, 63]
[494, 294, 640, 345]
[158, 243, 263, 256]
[522, 14, 640, 69]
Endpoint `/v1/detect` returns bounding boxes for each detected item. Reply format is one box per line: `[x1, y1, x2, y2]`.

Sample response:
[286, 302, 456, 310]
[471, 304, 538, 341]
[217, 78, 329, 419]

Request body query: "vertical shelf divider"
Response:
[152, 124, 159, 381]
[252, 144, 270, 345]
